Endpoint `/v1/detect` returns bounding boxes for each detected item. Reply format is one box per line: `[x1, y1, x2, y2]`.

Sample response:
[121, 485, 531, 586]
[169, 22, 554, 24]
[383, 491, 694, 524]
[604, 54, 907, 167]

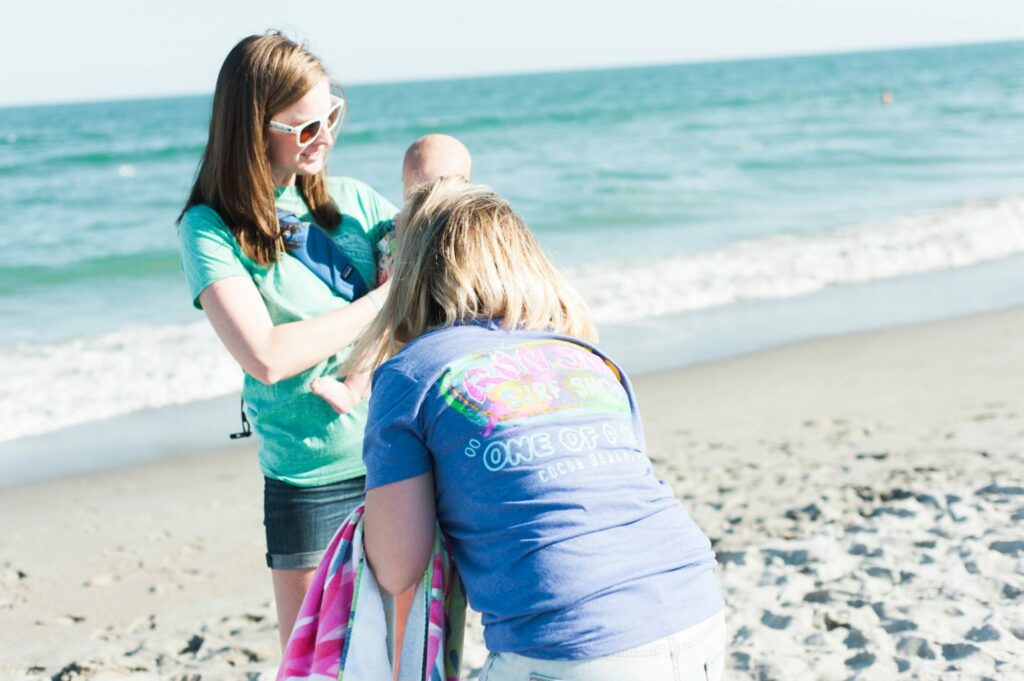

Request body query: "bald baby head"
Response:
[402, 134, 472, 195]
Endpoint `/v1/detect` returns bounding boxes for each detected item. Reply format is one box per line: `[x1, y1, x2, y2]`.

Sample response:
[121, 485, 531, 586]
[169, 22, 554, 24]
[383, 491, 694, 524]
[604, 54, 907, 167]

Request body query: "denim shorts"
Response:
[480, 610, 726, 681]
[263, 474, 367, 569]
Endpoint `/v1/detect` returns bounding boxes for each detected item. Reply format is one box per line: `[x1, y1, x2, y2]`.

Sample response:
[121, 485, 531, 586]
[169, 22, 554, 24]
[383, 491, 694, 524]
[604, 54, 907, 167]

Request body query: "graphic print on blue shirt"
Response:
[437, 339, 640, 481]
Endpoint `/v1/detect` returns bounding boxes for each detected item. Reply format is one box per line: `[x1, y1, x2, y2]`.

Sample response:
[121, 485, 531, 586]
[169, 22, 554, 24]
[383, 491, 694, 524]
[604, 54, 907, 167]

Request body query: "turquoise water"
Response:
[1, 40, 1023, 443]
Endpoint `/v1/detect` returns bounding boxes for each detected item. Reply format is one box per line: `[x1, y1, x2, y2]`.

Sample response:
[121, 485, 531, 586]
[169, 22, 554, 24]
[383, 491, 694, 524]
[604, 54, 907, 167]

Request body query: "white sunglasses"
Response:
[268, 96, 346, 147]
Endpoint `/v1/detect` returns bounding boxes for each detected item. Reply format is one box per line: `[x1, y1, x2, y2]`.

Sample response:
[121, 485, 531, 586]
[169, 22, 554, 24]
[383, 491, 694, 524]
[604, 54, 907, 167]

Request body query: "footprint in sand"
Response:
[965, 624, 1000, 642]
[179, 634, 204, 655]
[803, 590, 831, 604]
[49, 661, 94, 680]
[940, 642, 980, 661]
[0, 564, 30, 609]
[761, 610, 792, 630]
[896, 636, 936, 660]
[989, 540, 1024, 556]
[855, 452, 889, 461]
[844, 651, 875, 670]
[843, 628, 869, 649]
[83, 574, 119, 588]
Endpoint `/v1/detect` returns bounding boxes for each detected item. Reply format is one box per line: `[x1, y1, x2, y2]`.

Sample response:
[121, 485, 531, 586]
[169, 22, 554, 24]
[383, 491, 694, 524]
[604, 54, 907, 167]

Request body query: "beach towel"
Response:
[276, 503, 467, 681]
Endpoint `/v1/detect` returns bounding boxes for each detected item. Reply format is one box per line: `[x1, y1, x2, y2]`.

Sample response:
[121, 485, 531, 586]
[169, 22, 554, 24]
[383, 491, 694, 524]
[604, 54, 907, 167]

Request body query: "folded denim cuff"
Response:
[266, 548, 325, 570]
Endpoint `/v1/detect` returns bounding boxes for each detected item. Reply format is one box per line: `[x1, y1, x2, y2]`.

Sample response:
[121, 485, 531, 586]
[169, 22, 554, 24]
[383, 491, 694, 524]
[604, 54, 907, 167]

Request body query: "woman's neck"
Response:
[272, 168, 297, 188]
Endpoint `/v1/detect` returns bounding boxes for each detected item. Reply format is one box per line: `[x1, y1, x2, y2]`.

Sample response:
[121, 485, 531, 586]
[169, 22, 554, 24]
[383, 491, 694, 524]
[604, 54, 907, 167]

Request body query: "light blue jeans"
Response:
[479, 611, 726, 681]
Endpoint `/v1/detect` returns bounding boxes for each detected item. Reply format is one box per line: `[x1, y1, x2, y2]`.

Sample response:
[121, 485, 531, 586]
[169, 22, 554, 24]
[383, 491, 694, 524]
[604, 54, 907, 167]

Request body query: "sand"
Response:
[2, 307, 1022, 680]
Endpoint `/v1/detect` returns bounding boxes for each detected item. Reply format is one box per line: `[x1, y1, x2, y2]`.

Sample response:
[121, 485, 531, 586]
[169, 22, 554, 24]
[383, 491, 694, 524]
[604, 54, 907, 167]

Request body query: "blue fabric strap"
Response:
[278, 209, 369, 302]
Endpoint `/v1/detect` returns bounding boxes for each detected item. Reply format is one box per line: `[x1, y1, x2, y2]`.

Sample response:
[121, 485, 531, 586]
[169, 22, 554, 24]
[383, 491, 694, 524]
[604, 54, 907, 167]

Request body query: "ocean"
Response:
[1, 40, 1023, 455]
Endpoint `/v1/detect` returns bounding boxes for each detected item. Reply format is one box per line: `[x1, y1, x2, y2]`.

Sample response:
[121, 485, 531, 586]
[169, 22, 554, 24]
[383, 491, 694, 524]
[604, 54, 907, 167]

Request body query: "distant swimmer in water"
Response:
[881, 90, 894, 106]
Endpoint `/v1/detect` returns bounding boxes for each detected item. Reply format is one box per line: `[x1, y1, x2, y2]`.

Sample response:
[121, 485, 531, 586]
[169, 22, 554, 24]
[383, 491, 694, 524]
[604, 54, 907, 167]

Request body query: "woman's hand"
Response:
[198, 276, 384, 385]
[311, 373, 369, 414]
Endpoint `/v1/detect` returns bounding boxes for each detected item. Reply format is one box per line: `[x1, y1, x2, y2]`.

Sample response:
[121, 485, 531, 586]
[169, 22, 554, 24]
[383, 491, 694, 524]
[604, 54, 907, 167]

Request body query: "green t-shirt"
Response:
[178, 176, 399, 487]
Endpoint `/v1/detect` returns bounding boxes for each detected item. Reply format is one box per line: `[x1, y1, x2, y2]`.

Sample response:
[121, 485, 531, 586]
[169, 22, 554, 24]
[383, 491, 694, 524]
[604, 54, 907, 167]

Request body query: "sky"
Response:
[2, 0, 1022, 107]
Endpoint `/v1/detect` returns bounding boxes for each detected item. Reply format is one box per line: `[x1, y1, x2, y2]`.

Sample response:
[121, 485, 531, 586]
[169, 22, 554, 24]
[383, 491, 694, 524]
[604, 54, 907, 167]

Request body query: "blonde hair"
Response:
[344, 178, 597, 373]
[178, 31, 343, 266]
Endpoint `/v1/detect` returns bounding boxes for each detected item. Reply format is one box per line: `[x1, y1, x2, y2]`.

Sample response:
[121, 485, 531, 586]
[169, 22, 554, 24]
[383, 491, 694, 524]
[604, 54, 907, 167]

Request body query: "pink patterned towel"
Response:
[277, 503, 467, 681]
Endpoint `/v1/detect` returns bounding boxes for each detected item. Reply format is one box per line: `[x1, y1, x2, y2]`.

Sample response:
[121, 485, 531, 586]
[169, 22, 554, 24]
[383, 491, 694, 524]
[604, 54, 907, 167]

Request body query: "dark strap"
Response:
[230, 396, 252, 440]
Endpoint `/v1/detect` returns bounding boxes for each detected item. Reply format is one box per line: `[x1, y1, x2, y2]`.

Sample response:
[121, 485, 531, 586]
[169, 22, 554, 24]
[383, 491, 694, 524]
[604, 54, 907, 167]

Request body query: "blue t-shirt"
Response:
[362, 322, 723, 660]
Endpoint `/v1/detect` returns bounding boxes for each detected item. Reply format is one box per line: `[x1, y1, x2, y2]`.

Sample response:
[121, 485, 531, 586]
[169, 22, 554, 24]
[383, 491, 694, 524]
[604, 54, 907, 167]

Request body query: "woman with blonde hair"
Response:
[320, 178, 726, 680]
[177, 32, 397, 647]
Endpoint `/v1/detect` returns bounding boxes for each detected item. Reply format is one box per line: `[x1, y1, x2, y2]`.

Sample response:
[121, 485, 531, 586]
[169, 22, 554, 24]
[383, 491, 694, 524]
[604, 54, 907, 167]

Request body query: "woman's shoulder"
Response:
[178, 202, 245, 261]
[328, 175, 384, 193]
[378, 325, 511, 382]
[387, 325, 616, 377]
[327, 176, 399, 222]
[180, 202, 231, 235]
[373, 327, 462, 380]
[327, 175, 382, 203]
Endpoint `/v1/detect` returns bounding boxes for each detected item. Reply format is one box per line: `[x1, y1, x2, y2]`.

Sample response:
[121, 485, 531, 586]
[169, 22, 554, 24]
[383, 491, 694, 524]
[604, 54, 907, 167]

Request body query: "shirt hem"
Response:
[260, 463, 369, 488]
[484, 575, 725, 661]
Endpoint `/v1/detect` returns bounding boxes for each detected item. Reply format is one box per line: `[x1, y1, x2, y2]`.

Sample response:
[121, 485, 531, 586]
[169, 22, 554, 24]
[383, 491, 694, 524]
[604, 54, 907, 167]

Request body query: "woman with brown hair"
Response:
[177, 31, 395, 648]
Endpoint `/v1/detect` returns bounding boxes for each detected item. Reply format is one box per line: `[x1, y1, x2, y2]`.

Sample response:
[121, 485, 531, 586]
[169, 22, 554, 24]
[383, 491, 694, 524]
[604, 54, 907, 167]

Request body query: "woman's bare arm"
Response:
[363, 472, 437, 594]
[198, 276, 389, 385]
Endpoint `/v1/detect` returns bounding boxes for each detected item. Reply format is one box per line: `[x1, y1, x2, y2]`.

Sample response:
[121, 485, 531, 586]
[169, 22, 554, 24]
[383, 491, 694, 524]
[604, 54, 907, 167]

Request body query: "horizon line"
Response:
[1, 35, 1020, 111]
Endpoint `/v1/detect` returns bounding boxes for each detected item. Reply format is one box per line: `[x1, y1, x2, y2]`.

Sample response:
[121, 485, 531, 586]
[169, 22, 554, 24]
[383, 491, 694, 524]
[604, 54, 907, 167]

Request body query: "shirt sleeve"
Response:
[362, 365, 433, 490]
[178, 206, 250, 309]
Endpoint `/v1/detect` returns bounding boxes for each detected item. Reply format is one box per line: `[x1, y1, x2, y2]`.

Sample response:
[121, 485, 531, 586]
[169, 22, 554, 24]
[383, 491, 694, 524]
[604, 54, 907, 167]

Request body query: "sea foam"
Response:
[2, 195, 1023, 443]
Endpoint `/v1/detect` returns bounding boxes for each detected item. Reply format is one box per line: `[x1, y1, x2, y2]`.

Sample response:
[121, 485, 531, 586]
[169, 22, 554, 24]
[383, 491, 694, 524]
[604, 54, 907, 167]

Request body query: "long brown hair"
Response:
[343, 178, 597, 374]
[178, 31, 341, 266]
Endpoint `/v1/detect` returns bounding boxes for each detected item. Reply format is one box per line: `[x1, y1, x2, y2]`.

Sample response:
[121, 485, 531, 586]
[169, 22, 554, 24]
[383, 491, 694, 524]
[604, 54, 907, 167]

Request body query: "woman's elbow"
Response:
[245, 361, 277, 385]
[366, 540, 431, 594]
[375, 562, 428, 595]
[246, 350, 289, 385]
[253, 364, 288, 385]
